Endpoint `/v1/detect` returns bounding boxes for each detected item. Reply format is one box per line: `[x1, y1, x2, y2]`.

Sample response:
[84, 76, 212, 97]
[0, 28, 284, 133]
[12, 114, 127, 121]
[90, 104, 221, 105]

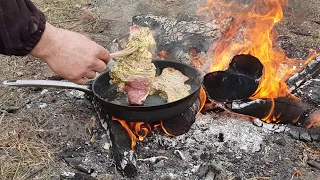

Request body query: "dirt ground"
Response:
[0, 0, 319, 179]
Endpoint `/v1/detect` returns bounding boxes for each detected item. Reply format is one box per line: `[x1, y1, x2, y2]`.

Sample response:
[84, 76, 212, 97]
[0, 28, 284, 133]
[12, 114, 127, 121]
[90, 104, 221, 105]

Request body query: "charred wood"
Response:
[161, 99, 200, 136]
[106, 116, 138, 178]
[308, 160, 320, 170]
[132, 14, 224, 62]
[293, 79, 320, 108]
[287, 56, 320, 93]
[92, 97, 137, 178]
[225, 97, 307, 125]
[286, 125, 320, 142]
[203, 54, 263, 102]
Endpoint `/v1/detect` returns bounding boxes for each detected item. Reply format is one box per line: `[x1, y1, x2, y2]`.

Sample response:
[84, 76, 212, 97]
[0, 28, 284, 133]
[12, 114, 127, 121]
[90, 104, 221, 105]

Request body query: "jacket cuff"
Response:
[18, 11, 46, 56]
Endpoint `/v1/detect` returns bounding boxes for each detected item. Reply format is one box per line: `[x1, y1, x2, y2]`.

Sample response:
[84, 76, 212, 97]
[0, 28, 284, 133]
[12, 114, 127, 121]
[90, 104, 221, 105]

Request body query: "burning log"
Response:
[161, 99, 200, 136]
[107, 116, 138, 178]
[224, 97, 307, 124]
[224, 96, 320, 129]
[202, 52, 320, 130]
[91, 98, 138, 178]
[203, 54, 263, 102]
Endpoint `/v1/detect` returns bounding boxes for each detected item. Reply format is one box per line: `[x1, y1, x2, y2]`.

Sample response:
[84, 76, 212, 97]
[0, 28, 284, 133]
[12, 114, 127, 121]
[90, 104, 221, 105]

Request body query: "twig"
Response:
[290, 30, 312, 36]
[137, 156, 169, 164]
[307, 160, 320, 170]
[300, 142, 320, 155]
[290, 169, 302, 180]
[0, 110, 6, 125]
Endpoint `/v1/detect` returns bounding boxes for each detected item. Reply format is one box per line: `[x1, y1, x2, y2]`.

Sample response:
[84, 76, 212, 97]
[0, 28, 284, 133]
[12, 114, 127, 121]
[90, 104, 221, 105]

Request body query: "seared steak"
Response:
[150, 68, 191, 103]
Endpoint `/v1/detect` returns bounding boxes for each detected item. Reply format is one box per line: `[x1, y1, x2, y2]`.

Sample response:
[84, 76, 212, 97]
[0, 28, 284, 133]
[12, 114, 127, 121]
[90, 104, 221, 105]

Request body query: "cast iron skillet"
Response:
[1, 60, 202, 122]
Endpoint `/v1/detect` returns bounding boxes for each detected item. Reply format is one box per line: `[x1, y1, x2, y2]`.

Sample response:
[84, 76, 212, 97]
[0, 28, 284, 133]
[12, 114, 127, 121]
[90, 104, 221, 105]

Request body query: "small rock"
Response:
[16, 72, 24, 76]
[40, 89, 48, 95]
[38, 103, 48, 109]
[253, 118, 264, 127]
[191, 154, 198, 161]
[61, 172, 75, 178]
[174, 150, 186, 160]
[103, 142, 110, 151]
[91, 172, 98, 178]
[198, 163, 210, 178]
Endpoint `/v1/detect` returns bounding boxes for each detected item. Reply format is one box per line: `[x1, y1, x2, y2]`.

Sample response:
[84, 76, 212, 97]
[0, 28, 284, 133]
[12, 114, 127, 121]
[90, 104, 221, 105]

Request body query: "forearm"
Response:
[0, 0, 46, 56]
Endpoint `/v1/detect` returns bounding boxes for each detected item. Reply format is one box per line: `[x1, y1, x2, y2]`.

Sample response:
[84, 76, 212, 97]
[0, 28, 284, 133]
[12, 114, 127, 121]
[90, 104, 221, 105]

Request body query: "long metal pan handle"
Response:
[0, 80, 92, 94]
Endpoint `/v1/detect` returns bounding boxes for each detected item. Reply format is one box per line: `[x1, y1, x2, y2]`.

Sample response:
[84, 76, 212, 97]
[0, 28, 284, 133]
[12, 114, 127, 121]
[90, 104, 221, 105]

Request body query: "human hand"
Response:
[29, 23, 110, 84]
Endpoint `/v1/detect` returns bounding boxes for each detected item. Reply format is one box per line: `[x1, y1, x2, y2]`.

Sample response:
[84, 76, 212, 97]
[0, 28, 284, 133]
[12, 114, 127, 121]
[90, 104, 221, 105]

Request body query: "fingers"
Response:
[97, 48, 111, 63]
[73, 78, 87, 85]
[84, 71, 97, 79]
[92, 60, 107, 73]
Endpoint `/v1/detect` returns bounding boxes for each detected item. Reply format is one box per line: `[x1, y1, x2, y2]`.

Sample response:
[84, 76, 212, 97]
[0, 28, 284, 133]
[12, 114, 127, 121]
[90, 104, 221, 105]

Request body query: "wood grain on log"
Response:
[132, 14, 224, 53]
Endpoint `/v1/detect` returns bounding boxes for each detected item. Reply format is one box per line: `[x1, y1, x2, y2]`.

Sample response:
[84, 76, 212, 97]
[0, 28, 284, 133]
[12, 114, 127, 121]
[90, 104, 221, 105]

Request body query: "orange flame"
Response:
[199, 86, 207, 114]
[112, 117, 151, 150]
[112, 86, 208, 150]
[190, 48, 206, 68]
[198, 0, 319, 122]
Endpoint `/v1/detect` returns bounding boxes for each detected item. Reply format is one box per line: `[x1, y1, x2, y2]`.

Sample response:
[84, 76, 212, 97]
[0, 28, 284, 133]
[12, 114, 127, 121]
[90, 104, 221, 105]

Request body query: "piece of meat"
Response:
[123, 78, 150, 105]
[109, 26, 157, 105]
[150, 68, 191, 103]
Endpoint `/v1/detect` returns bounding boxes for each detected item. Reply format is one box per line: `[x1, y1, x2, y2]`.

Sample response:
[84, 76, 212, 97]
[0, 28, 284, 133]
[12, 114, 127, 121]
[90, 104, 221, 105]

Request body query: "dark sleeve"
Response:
[0, 0, 46, 56]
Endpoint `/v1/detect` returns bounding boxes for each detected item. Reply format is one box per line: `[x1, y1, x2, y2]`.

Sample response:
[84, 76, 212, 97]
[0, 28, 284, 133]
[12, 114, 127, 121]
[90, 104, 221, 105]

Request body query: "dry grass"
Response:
[0, 1, 92, 179]
[34, 0, 97, 31]
[0, 114, 54, 179]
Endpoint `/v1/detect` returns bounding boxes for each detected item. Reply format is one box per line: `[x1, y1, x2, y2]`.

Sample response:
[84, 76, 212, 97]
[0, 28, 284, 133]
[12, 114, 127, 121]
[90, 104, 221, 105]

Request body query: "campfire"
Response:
[109, 0, 319, 152]
[90, 0, 320, 178]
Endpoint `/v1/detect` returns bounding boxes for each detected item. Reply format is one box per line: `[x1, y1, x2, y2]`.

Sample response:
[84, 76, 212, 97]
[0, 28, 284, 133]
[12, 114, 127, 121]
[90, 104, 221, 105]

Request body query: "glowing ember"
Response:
[198, 0, 319, 122]
[156, 50, 169, 60]
[189, 48, 206, 68]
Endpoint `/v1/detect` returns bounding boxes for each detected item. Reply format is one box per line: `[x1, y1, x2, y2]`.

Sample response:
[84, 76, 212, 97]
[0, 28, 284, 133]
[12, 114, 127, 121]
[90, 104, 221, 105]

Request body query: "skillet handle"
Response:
[1, 80, 93, 94]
